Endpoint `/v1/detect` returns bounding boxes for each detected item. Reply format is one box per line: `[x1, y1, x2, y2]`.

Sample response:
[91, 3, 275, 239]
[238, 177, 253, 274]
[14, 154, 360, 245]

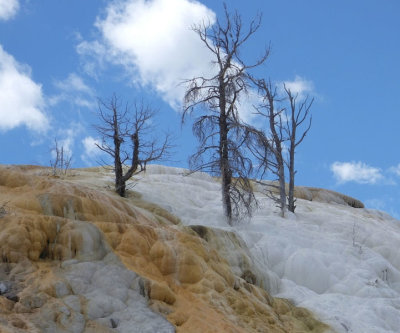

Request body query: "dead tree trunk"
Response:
[219, 110, 233, 220]
[283, 85, 313, 213]
[111, 106, 126, 196]
[250, 79, 287, 216]
[266, 85, 287, 216]
[182, 4, 269, 224]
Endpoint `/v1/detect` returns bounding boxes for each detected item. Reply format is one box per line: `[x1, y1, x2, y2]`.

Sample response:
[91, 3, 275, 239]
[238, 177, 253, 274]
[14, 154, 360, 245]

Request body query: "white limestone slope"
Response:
[134, 165, 400, 333]
[60, 254, 175, 333]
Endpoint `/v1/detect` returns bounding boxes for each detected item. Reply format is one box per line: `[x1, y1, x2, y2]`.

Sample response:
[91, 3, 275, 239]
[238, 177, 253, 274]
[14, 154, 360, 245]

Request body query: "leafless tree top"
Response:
[182, 4, 270, 123]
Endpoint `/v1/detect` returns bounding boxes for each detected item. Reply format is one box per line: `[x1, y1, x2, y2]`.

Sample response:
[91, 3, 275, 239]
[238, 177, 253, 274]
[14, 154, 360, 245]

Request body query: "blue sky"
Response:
[0, 0, 400, 217]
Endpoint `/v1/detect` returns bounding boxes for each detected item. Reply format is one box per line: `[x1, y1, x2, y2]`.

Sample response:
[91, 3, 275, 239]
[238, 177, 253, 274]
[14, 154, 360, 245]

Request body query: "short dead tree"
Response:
[94, 95, 172, 197]
[50, 139, 72, 176]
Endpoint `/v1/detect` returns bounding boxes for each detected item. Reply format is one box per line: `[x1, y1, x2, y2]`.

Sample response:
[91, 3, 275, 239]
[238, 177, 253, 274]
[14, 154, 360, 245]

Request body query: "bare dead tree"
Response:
[50, 138, 72, 176]
[182, 4, 269, 225]
[247, 78, 313, 216]
[247, 79, 287, 216]
[283, 85, 313, 213]
[95, 95, 172, 197]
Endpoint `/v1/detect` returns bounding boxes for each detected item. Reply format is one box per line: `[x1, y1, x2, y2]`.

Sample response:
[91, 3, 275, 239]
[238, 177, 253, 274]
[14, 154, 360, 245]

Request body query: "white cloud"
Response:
[55, 73, 93, 95]
[233, 89, 262, 124]
[331, 161, 383, 185]
[78, 0, 216, 109]
[389, 164, 400, 177]
[82, 136, 100, 157]
[0, 45, 49, 132]
[50, 73, 95, 109]
[81, 136, 102, 165]
[281, 75, 314, 99]
[0, 0, 19, 21]
[76, 40, 108, 79]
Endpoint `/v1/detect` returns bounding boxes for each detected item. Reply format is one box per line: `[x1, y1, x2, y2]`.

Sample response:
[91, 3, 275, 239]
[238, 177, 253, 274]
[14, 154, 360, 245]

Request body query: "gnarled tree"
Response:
[95, 95, 171, 197]
[182, 4, 269, 224]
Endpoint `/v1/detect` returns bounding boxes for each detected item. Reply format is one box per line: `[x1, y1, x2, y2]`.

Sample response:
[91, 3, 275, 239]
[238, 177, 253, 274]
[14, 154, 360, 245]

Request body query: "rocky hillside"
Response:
[133, 165, 400, 333]
[0, 165, 330, 333]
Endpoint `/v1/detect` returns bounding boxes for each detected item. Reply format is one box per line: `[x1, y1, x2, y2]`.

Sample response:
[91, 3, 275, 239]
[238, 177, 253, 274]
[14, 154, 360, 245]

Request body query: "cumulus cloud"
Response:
[0, 0, 19, 21]
[50, 73, 95, 108]
[331, 161, 383, 185]
[0, 45, 49, 132]
[78, 0, 216, 108]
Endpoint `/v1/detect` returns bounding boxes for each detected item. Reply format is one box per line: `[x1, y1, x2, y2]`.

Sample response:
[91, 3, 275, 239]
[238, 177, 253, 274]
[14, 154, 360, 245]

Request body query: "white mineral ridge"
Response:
[133, 165, 400, 333]
[61, 253, 174, 333]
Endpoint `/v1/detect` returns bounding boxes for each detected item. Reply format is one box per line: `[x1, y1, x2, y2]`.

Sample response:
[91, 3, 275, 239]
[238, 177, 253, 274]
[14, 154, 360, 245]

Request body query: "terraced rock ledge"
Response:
[0, 165, 331, 333]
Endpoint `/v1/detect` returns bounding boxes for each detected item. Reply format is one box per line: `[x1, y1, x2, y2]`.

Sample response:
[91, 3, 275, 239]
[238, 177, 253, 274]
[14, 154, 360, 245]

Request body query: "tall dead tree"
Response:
[248, 79, 287, 216]
[247, 80, 313, 216]
[283, 85, 313, 213]
[183, 4, 269, 224]
[95, 95, 171, 197]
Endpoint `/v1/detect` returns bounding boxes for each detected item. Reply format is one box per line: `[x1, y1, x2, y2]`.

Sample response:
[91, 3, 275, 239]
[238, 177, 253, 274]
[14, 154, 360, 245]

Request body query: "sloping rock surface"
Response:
[0, 165, 331, 332]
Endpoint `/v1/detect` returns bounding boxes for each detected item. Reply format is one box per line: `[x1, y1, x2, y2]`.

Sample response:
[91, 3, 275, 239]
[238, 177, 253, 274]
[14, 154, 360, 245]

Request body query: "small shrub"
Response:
[0, 201, 9, 218]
